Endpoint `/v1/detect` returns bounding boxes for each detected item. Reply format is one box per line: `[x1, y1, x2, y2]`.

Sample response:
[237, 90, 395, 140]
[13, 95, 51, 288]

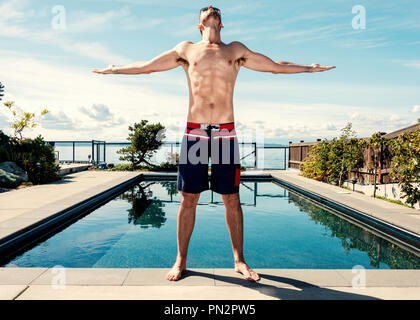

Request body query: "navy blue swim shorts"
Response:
[177, 121, 241, 194]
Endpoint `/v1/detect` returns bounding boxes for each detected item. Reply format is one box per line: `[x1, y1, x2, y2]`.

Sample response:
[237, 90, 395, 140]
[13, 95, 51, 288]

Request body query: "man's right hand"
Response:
[92, 64, 116, 74]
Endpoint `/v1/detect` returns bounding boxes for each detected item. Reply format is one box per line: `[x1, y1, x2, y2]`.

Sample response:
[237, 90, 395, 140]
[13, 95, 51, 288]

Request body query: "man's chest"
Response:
[184, 45, 241, 72]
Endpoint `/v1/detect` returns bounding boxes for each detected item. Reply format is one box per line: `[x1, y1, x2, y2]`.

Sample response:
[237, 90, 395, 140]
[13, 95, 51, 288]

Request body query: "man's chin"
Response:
[208, 12, 221, 20]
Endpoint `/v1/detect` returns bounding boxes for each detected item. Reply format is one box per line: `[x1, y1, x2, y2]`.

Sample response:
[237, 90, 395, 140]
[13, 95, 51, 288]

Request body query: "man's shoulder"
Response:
[174, 41, 195, 54]
[176, 40, 195, 48]
[227, 41, 247, 48]
[227, 41, 249, 54]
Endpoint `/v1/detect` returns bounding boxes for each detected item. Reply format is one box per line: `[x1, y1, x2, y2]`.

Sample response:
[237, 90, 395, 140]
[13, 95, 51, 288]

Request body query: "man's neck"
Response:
[201, 25, 221, 44]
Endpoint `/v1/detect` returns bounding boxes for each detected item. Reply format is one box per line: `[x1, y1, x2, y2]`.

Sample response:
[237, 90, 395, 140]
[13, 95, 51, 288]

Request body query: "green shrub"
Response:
[15, 135, 61, 184]
[300, 140, 331, 182]
[389, 123, 420, 208]
[300, 123, 365, 186]
[0, 130, 19, 163]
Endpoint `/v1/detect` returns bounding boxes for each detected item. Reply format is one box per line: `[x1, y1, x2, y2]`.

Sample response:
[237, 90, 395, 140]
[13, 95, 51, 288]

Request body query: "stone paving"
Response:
[0, 268, 419, 300]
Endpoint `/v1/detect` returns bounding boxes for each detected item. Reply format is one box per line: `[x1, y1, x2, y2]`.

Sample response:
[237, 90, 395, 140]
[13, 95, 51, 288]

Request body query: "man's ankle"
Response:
[234, 258, 246, 265]
[175, 256, 187, 266]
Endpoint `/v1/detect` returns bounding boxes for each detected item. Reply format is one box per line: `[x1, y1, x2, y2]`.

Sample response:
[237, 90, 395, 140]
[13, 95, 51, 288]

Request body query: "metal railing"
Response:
[47, 140, 289, 170]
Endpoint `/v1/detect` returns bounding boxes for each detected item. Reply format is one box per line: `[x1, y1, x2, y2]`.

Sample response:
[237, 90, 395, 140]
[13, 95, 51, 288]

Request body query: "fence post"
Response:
[284, 147, 286, 170]
[254, 142, 257, 169]
[104, 142, 106, 163]
[72, 141, 75, 163]
[91, 140, 94, 164]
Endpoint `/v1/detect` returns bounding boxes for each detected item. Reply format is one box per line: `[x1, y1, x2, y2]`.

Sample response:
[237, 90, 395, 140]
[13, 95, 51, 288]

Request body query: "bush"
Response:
[300, 140, 331, 182]
[300, 123, 365, 186]
[389, 123, 420, 208]
[0, 130, 19, 163]
[14, 135, 61, 184]
[0, 131, 60, 185]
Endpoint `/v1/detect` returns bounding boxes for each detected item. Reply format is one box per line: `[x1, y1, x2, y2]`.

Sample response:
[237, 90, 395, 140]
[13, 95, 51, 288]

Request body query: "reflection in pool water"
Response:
[3, 181, 420, 269]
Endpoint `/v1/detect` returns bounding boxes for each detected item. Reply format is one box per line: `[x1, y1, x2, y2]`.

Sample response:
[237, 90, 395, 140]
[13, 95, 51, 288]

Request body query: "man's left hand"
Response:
[309, 64, 336, 72]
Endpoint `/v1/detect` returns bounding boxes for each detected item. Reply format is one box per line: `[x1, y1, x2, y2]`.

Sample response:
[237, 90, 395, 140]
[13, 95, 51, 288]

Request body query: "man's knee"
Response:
[221, 192, 240, 210]
[180, 192, 200, 208]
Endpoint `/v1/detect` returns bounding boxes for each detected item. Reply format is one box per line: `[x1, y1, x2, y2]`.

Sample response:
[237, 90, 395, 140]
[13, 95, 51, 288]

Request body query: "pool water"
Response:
[3, 181, 420, 269]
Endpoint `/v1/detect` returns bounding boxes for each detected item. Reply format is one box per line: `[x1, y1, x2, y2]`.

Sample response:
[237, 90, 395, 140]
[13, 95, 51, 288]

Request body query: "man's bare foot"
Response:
[166, 263, 186, 281]
[234, 261, 260, 281]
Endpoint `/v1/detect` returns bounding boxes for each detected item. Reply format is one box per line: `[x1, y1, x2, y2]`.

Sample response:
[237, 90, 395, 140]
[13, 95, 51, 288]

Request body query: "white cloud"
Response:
[398, 60, 420, 70]
[66, 7, 130, 34]
[0, 0, 34, 21]
[0, 52, 188, 140]
[411, 105, 420, 113]
[0, 0, 130, 64]
[348, 112, 364, 120]
[324, 122, 336, 130]
[41, 110, 79, 130]
[389, 114, 400, 121]
[0, 48, 416, 143]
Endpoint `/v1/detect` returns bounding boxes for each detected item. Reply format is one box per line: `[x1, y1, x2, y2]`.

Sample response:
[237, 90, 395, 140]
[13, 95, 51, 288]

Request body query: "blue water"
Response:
[3, 181, 420, 269]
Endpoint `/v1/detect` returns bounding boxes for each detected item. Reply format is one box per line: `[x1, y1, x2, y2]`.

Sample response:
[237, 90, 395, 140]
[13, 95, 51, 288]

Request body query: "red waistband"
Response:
[187, 122, 235, 130]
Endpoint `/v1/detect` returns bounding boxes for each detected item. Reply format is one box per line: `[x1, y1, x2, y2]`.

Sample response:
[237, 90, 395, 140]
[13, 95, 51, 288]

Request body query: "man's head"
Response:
[198, 5, 223, 35]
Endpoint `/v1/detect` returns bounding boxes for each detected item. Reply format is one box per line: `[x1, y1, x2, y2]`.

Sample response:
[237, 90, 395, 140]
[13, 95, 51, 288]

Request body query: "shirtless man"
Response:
[93, 5, 335, 282]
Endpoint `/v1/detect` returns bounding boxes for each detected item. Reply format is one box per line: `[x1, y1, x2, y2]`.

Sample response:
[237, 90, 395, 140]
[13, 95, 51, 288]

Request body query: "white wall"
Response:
[343, 181, 420, 210]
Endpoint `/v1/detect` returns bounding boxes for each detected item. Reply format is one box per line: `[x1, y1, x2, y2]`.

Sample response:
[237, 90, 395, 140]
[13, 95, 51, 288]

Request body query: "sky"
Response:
[0, 0, 419, 144]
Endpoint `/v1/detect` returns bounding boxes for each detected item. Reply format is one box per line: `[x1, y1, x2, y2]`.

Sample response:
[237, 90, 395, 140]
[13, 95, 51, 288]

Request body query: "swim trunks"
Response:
[177, 121, 241, 194]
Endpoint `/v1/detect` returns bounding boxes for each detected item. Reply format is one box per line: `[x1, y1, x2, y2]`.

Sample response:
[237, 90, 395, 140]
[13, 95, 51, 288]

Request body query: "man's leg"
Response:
[221, 192, 260, 281]
[166, 191, 200, 281]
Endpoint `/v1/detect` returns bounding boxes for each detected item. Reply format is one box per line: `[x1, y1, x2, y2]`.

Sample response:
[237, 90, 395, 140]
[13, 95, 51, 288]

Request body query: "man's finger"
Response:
[316, 65, 336, 72]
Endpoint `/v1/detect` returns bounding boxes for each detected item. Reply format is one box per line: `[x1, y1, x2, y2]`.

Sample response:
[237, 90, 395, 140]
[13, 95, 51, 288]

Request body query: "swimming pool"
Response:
[2, 180, 420, 269]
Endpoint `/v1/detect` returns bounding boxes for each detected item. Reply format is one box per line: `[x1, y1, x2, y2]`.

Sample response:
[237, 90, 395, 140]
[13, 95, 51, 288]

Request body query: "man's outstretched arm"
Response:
[232, 41, 335, 74]
[92, 41, 190, 74]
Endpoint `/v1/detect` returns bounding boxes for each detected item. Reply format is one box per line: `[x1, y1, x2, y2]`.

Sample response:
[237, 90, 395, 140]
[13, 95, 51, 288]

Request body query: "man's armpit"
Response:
[236, 57, 247, 67]
[176, 57, 189, 67]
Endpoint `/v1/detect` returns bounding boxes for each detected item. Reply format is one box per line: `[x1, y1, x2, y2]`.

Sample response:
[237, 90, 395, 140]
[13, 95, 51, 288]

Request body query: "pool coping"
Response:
[1, 268, 420, 300]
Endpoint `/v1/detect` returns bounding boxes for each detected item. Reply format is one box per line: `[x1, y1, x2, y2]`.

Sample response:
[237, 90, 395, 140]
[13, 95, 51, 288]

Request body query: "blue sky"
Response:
[0, 0, 419, 144]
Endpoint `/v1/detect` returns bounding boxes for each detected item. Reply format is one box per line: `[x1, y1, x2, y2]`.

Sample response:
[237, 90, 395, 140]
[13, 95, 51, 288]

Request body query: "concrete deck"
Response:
[1, 268, 420, 300]
[0, 169, 419, 300]
[58, 163, 92, 175]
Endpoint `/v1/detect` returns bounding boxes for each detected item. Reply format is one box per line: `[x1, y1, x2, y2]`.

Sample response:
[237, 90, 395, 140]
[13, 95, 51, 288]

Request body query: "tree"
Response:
[300, 139, 331, 182]
[3, 101, 49, 141]
[335, 123, 362, 186]
[0, 82, 4, 101]
[117, 120, 165, 170]
[325, 123, 364, 186]
[367, 131, 389, 198]
[300, 123, 365, 186]
[388, 123, 420, 208]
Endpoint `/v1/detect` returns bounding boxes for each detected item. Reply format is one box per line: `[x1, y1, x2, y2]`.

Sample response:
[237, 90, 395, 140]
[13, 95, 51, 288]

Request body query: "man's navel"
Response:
[209, 103, 215, 109]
